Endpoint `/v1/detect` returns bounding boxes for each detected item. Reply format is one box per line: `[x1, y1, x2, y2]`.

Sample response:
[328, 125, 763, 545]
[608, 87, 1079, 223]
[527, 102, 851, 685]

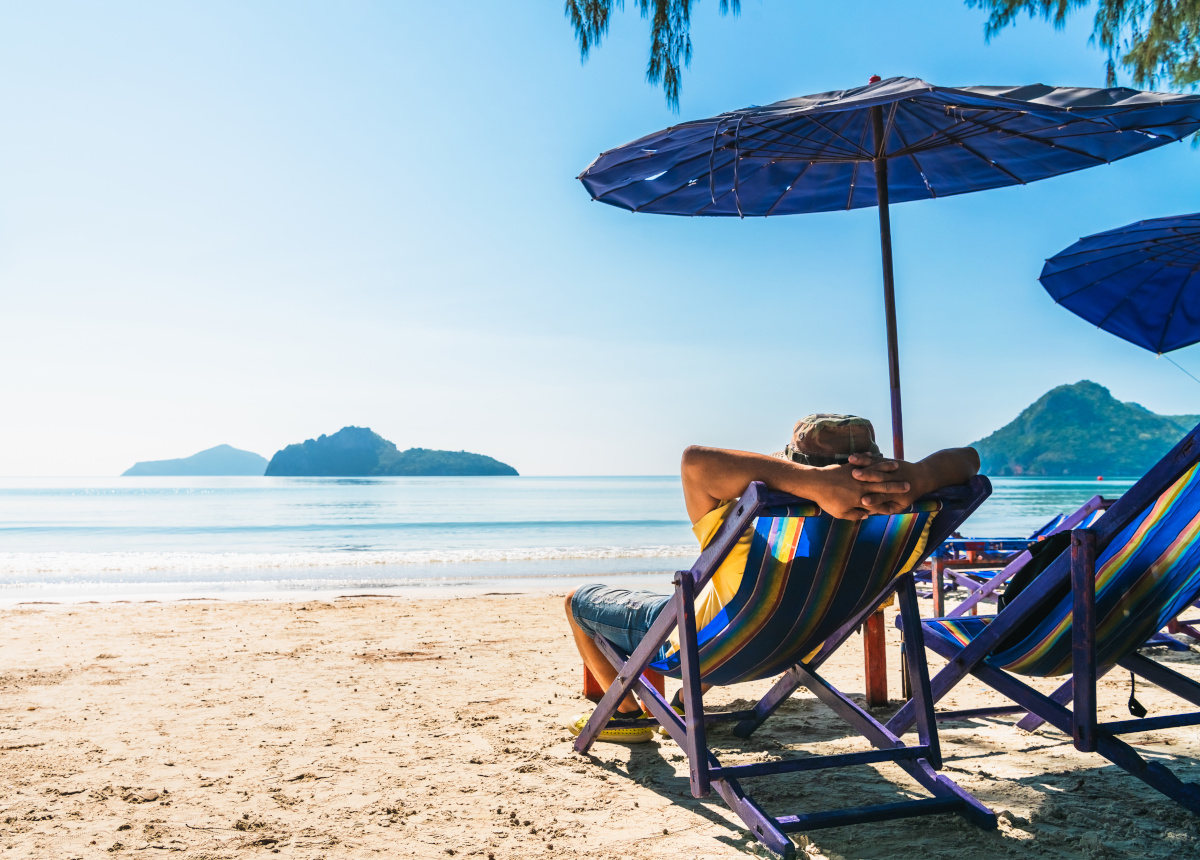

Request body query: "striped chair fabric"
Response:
[927, 463, 1200, 677]
[649, 499, 942, 686]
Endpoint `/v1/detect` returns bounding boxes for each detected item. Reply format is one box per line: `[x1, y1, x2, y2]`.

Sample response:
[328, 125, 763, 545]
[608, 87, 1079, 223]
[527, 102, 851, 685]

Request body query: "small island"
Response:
[122, 444, 269, 477]
[264, 426, 518, 477]
[972, 380, 1199, 477]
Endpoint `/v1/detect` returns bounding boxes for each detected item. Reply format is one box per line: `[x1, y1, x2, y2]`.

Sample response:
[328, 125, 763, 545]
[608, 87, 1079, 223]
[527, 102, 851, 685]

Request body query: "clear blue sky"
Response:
[3, 2, 1200, 476]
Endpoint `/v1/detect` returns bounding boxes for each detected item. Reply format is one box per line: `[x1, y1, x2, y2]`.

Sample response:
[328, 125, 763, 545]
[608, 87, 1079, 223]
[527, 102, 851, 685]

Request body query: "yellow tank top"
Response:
[667, 500, 749, 655]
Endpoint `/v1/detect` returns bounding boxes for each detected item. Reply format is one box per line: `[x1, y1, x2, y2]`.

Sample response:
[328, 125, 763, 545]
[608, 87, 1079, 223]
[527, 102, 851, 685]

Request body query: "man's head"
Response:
[774, 414, 880, 467]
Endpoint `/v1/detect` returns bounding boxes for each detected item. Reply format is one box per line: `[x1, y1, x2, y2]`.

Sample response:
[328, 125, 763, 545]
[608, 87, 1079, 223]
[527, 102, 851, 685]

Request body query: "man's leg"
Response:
[565, 589, 644, 714]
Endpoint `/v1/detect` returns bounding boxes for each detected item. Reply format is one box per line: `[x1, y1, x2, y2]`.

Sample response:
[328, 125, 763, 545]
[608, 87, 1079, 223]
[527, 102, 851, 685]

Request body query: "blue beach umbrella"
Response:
[1040, 213, 1200, 354]
[579, 76, 1200, 457]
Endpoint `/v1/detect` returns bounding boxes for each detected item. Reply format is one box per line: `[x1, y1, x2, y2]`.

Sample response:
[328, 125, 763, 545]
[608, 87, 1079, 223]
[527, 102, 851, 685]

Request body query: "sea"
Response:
[0, 475, 1132, 604]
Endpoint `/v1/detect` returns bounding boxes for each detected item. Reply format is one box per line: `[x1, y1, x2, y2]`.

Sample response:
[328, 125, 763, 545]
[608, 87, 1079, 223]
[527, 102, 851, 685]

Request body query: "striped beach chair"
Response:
[573, 478, 997, 858]
[888, 423, 1200, 814]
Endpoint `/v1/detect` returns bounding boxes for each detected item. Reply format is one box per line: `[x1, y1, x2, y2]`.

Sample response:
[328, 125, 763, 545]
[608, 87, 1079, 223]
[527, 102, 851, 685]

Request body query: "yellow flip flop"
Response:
[567, 709, 655, 744]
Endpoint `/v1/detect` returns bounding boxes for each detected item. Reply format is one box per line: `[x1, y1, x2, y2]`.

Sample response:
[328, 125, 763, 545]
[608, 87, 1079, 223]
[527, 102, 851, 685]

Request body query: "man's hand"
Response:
[848, 452, 922, 514]
[799, 463, 910, 521]
[849, 447, 981, 514]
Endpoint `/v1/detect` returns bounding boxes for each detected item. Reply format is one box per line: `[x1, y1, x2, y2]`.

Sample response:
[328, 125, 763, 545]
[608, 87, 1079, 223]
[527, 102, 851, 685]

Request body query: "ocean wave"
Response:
[0, 545, 696, 575]
[0, 518, 690, 535]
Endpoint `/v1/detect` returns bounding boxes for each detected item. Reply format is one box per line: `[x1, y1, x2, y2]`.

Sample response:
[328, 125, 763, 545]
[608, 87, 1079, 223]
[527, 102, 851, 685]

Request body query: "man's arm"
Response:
[680, 446, 912, 526]
[850, 447, 980, 514]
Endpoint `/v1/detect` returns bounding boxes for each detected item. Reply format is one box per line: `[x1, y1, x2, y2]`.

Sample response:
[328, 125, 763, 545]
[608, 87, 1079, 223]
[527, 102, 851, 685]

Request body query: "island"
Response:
[263, 426, 519, 477]
[971, 380, 1199, 477]
[122, 444, 269, 476]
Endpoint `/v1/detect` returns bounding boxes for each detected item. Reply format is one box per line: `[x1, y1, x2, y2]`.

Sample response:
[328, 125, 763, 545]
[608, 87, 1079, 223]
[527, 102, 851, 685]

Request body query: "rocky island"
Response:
[264, 426, 518, 477]
[971, 380, 1199, 477]
[122, 444, 268, 476]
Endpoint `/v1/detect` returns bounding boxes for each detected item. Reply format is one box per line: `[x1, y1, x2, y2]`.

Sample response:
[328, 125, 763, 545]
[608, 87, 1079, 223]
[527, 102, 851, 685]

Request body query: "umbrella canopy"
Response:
[1040, 213, 1200, 354]
[578, 76, 1200, 456]
[579, 77, 1200, 216]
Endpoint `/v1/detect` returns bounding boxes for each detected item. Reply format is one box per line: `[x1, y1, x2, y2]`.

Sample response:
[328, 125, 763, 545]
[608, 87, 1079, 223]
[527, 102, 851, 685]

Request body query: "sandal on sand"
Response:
[658, 690, 685, 737]
[567, 709, 655, 744]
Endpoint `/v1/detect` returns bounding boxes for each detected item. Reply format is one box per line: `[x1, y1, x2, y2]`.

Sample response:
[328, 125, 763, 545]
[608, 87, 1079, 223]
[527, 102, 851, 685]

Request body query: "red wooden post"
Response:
[583, 663, 664, 703]
[864, 609, 888, 707]
[931, 556, 945, 617]
[582, 664, 604, 702]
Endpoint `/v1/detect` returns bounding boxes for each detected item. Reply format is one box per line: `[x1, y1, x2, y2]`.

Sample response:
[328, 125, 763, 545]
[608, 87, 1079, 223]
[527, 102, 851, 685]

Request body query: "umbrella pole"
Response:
[866, 107, 900, 710]
[871, 115, 904, 461]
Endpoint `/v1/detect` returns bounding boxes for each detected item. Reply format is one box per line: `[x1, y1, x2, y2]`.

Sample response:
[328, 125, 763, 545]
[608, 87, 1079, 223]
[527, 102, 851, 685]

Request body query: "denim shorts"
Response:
[570, 583, 672, 663]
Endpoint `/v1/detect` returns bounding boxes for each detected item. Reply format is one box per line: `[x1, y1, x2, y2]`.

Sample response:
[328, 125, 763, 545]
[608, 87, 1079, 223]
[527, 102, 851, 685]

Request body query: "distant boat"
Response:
[122, 444, 268, 476]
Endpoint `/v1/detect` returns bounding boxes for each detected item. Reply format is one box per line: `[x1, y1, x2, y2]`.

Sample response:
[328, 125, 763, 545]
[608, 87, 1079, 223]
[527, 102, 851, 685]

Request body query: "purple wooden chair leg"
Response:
[897, 574, 942, 768]
[1070, 530, 1098, 752]
[675, 570, 710, 798]
[1015, 677, 1072, 732]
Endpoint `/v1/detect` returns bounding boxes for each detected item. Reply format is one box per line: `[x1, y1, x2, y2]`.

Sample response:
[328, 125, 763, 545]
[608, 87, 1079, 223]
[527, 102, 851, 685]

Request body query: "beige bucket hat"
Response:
[773, 414, 881, 466]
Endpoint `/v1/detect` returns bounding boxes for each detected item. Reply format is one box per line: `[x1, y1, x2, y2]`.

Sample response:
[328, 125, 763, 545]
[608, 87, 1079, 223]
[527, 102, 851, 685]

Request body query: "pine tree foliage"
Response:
[969, 1, 1200, 88]
[564, 0, 739, 109]
[565, 2, 1200, 106]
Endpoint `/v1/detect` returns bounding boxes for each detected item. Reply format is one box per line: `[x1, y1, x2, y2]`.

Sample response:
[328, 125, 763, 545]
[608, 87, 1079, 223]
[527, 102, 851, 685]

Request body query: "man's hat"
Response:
[773, 414, 881, 467]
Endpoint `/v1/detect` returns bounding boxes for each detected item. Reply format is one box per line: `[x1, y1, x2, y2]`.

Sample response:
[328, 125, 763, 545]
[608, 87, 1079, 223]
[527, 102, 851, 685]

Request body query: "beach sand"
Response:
[1, 594, 1198, 859]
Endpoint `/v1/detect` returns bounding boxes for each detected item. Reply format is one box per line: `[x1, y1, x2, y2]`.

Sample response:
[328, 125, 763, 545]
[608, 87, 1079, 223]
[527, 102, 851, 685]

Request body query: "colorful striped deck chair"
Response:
[574, 479, 997, 858]
[888, 423, 1200, 814]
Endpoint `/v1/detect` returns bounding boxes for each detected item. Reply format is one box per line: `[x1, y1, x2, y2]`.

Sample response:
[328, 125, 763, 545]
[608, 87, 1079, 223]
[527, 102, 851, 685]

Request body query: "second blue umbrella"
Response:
[1040, 213, 1200, 354]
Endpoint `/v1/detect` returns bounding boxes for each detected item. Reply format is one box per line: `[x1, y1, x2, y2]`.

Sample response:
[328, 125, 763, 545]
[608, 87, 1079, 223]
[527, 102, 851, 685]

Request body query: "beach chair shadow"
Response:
[573, 479, 998, 857]
[888, 422, 1200, 818]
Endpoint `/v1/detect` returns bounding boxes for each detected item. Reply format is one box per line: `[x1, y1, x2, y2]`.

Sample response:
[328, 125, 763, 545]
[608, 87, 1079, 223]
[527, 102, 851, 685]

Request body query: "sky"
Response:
[3, 1, 1200, 476]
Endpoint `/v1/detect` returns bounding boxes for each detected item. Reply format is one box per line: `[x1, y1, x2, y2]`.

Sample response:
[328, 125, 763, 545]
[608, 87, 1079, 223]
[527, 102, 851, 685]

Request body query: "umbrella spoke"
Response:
[735, 113, 867, 159]
[943, 114, 1111, 165]
[894, 97, 1116, 167]
[945, 134, 1029, 185]
[1157, 268, 1198, 353]
[1092, 263, 1171, 330]
[885, 97, 1000, 156]
[1048, 233, 1200, 262]
[1045, 246, 1170, 275]
[757, 112, 871, 160]
[764, 161, 816, 216]
[887, 113, 938, 198]
[846, 116, 874, 209]
[1051, 256, 1160, 300]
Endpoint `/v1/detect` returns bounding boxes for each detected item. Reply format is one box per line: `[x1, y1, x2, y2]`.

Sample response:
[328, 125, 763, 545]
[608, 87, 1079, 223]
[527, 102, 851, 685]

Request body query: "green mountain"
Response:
[971, 381, 1199, 477]
[264, 426, 518, 477]
[122, 444, 268, 476]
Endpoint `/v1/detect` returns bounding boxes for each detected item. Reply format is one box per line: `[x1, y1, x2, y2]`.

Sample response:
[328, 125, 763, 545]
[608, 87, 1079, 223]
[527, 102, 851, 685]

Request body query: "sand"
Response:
[1, 593, 1198, 860]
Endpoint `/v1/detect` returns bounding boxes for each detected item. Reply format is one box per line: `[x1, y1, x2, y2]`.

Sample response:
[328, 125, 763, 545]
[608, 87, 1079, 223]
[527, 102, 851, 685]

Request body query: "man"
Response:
[565, 414, 980, 742]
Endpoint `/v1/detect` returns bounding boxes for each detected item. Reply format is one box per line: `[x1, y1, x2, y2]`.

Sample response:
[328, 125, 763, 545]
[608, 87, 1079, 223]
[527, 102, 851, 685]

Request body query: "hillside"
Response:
[122, 444, 268, 476]
[264, 427, 518, 477]
[971, 380, 1199, 477]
